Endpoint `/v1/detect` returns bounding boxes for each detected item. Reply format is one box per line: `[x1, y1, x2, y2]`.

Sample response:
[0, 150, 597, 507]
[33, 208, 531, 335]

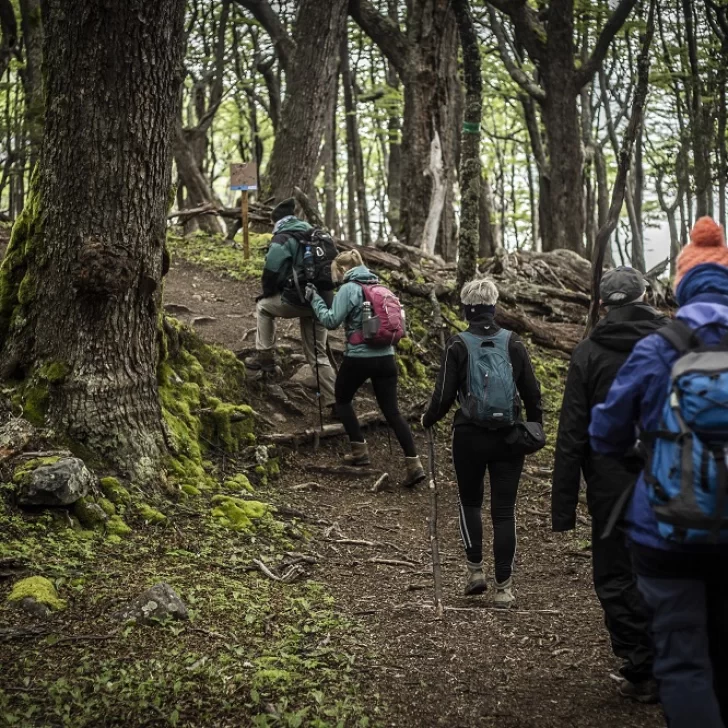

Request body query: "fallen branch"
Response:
[365, 557, 419, 568]
[252, 558, 281, 581]
[305, 464, 382, 478]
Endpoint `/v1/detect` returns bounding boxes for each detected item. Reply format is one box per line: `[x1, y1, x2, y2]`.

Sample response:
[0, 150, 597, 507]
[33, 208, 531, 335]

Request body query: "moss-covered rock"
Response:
[73, 496, 109, 528]
[7, 576, 66, 611]
[12, 456, 61, 484]
[210, 495, 269, 532]
[97, 497, 116, 517]
[223, 474, 253, 493]
[136, 503, 167, 524]
[99, 476, 131, 506]
[180, 483, 201, 497]
[107, 515, 132, 537]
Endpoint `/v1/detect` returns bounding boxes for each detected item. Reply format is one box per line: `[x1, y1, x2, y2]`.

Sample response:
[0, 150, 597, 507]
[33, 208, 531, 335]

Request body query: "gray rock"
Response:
[0, 419, 37, 460]
[17, 458, 93, 507]
[114, 583, 188, 624]
[13, 597, 51, 620]
[289, 365, 317, 389]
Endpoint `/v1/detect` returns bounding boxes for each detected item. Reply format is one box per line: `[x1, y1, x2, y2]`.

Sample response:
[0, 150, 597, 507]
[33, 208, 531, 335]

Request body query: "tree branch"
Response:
[576, 0, 639, 89]
[348, 0, 410, 78]
[486, 0, 547, 63]
[487, 6, 546, 103]
[234, 0, 295, 74]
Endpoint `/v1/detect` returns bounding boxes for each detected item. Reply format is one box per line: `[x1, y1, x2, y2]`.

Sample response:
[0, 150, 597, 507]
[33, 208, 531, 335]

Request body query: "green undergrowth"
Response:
[167, 230, 271, 281]
[0, 473, 379, 727]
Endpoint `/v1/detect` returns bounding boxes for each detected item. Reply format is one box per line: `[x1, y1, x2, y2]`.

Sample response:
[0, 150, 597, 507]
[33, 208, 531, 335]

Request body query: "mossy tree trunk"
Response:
[0, 0, 186, 481]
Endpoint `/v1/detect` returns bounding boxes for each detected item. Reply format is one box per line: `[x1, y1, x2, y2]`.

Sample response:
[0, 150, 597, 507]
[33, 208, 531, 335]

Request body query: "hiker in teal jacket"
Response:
[306, 250, 425, 488]
[245, 199, 335, 411]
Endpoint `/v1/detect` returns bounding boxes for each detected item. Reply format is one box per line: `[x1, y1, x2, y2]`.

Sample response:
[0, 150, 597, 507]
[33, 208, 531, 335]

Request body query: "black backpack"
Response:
[284, 227, 338, 303]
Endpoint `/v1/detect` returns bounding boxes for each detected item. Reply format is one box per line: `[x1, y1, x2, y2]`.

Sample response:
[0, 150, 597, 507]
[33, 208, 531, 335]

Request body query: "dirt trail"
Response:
[165, 260, 662, 728]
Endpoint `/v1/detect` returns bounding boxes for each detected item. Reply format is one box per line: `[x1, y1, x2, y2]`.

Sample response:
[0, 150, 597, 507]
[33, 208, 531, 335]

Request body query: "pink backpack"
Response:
[349, 283, 406, 348]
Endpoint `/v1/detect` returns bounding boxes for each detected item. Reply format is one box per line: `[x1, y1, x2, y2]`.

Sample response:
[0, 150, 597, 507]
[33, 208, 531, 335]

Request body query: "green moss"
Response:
[12, 456, 61, 484]
[38, 361, 70, 383]
[136, 503, 167, 524]
[99, 477, 131, 506]
[210, 495, 270, 532]
[20, 383, 49, 425]
[7, 576, 66, 611]
[73, 497, 108, 528]
[107, 515, 132, 537]
[181, 483, 201, 497]
[266, 458, 280, 480]
[97, 497, 116, 517]
[223, 474, 253, 493]
[0, 179, 43, 344]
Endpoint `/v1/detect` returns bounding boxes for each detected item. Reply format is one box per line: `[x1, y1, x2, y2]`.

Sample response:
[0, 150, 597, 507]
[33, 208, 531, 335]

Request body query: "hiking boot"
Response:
[343, 441, 370, 466]
[464, 561, 487, 596]
[402, 456, 426, 488]
[493, 577, 515, 608]
[244, 351, 275, 373]
[617, 678, 659, 704]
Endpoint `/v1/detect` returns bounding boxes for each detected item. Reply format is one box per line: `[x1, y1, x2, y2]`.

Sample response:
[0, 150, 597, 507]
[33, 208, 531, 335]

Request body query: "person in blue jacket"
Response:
[589, 216, 728, 728]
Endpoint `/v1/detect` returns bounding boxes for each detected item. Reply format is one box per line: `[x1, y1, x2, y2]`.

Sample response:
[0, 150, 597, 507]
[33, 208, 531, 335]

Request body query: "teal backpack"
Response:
[458, 329, 519, 427]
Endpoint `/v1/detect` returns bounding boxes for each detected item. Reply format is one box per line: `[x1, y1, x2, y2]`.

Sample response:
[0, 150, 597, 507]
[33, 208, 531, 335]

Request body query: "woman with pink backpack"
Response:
[304, 249, 426, 488]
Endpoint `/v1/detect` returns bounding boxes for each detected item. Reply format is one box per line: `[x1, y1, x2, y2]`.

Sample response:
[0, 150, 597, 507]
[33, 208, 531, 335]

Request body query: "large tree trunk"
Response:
[400, 2, 459, 259]
[0, 0, 186, 480]
[266, 0, 347, 201]
[385, 1, 402, 237]
[541, 0, 584, 256]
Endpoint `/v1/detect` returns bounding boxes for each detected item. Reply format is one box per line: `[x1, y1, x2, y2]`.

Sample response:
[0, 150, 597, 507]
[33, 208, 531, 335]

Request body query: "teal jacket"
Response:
[261, 217, 312, 299]
[311, 266, 395, 358]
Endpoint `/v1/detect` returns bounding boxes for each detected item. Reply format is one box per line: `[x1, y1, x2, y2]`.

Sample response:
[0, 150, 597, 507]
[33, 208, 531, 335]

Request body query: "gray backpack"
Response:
[458, 329, 518, 427]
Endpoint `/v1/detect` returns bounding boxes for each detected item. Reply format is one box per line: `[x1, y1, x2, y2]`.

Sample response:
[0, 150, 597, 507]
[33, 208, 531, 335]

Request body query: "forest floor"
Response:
[0, 234, 664, 727]
[161, 245, 663, 728]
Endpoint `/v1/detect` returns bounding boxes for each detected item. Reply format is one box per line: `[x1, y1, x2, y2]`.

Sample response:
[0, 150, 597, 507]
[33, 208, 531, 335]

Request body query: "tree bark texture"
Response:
[0, 0, 186, 480]
[18, 0, 43, 173]
[266, 0, 347, 201]
[351, 0, 461, 260]
[453, 0, 482, 290]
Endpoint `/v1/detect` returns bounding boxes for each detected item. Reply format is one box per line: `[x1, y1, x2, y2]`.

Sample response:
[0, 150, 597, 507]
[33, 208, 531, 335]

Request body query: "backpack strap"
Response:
[656, 320, 702, 354]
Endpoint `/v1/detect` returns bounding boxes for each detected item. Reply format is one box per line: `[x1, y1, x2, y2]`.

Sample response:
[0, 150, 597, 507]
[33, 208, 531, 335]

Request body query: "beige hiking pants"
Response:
[255, 294, 336, 406]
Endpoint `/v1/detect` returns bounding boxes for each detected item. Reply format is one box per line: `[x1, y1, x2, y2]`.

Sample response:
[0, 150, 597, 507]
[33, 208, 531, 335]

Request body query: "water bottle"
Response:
[401, 306, 407, 337]
[303, 244, 315, 281]
[362, 301, 372, 321]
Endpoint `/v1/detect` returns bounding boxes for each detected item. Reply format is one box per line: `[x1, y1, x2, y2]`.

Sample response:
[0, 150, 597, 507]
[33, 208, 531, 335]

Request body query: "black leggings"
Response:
[452, 426, 524, 583]
[335, 355, 417, 457]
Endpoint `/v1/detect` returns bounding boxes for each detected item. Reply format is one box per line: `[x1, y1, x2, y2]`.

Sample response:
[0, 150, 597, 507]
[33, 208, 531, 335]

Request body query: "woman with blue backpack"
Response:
[590, 216, 728, 728]
[421, 278, 543, 607]
[304, 249, 426, 488]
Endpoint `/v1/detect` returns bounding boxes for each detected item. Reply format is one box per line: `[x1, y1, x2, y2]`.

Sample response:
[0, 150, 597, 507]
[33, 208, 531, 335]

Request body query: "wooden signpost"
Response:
[230, 162, 258, 260]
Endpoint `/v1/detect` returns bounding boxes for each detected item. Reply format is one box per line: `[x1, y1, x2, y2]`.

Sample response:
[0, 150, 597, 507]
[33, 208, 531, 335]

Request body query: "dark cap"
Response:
[271, 198, 296, 223]
[600, 267, 646, 306]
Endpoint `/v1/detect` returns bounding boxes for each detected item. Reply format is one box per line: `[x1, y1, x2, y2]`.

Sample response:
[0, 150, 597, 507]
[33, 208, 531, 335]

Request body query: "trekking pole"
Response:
[312, 324, 324, 432]
[426, 427, 444, 619]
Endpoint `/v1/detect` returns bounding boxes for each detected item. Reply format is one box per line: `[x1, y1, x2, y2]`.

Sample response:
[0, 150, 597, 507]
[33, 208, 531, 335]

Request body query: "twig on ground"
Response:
[252, 559, 281, 581]
[365, 557, 419, 568]
[371, 473, 390, 493]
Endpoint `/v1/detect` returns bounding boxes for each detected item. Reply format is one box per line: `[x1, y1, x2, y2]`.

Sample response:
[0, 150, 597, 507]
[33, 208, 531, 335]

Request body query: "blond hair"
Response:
[460, 277, 499, 306]
[332, 249, 364, 281]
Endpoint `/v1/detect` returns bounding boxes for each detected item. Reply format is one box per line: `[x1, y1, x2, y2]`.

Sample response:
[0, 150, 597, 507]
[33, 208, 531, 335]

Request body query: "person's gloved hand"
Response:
[304, 283, 318, 303]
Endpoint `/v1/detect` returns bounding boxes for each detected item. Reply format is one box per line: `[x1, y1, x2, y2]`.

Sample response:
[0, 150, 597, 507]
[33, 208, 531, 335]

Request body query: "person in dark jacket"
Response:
[244, 199, 336, 410]
[590, 217, 728, 728]
[422, 278, 542, 607]
[552, 267, 666, 702]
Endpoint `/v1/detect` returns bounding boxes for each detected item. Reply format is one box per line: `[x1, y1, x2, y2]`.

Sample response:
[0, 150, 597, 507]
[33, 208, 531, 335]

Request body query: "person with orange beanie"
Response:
[674, 215, 728, 290]
[589, 216, 728, 727]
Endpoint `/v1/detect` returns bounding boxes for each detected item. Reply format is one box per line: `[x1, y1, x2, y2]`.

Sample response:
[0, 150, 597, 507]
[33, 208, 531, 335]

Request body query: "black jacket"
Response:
[551, 303, 669, 531]
[422, 315, 543, 431]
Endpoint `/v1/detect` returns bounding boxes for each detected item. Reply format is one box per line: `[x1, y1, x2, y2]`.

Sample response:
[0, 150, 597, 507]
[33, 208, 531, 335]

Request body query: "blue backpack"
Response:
[458, 329, 518, 428]
[645, 320, 728, 544]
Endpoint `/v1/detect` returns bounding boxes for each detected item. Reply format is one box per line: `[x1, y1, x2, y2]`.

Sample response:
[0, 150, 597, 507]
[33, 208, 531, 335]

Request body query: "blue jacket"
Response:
[589, 263, 728, 550]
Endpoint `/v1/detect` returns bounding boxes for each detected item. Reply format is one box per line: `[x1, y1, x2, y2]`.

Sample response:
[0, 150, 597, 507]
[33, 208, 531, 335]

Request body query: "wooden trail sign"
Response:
[230, 163, 258, 260]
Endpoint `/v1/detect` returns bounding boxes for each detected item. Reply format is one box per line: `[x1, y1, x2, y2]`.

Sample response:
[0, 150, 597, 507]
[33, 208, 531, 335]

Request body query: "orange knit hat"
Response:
[674, 217, 728, 289]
